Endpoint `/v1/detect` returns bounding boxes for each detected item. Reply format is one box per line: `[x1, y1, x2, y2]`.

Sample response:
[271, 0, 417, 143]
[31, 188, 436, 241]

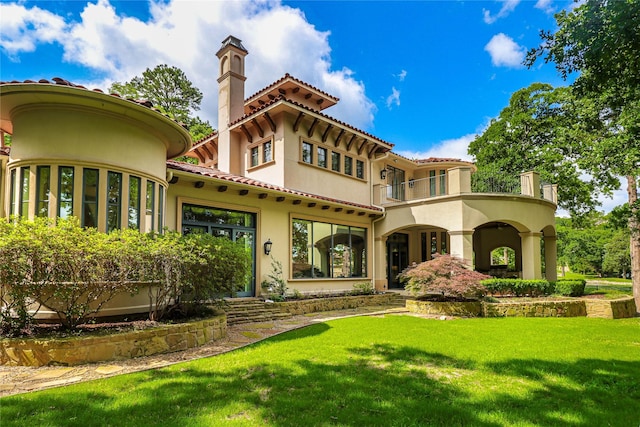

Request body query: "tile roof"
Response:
[229, 94, 393, 149]
[167, 160, 383, 212]
[245, 73, 339, 104]
[415, 157, 474, 164]
[0, 78, 189, 130]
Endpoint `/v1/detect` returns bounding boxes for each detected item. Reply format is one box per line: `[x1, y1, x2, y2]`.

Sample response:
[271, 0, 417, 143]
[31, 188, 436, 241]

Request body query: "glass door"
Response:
[387, 233, 409, 289]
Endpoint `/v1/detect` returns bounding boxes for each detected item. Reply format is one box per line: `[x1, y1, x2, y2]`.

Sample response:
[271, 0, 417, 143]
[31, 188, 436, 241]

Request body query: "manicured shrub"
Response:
[399, 254, 490, 299]
[481, 279, 554, 297]
[553, 279, 586, 297]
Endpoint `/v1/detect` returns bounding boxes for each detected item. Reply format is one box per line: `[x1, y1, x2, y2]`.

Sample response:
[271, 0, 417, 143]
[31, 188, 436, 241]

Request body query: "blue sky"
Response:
[0, 0, 626, 210]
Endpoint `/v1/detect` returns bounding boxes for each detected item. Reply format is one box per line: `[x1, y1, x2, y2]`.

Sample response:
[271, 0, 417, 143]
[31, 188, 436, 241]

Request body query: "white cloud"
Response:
[386, 87, 400, 109]
[397, 69, 407, 81]
[534, 0, 555, 13]
[484, 33, 526, 68]
[483, 0, 520, 24]
[0, 0, 376, 130]
[397, 134, 476, 162]
[0, 3, 67, 58]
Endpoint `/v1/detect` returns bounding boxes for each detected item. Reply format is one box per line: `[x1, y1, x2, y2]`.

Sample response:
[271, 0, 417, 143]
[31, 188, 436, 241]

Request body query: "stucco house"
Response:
[0, 36, 558, 315]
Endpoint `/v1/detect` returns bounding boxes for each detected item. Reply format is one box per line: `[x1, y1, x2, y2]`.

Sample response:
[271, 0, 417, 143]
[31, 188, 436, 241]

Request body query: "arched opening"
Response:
[490, 246, 517, 277]
[473, 222, 523, 278]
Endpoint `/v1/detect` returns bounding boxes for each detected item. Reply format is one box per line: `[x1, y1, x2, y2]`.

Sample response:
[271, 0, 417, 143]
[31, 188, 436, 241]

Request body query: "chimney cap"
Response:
[218, 35, 248, 54]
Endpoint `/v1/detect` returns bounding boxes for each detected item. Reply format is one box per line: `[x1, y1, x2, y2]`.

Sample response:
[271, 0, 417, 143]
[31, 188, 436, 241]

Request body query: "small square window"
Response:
[302, 142, 313, 164]
[317, 147, 327, 168]
[331, 152, 341, 172]
[344, 156, 353, 176]
[263, 141, 272, 163]
[356, 160, 365, 179]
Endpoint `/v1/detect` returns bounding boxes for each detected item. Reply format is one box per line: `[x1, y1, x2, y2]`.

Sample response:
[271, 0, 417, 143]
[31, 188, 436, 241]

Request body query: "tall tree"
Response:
[526, 0, 640, 311]
[109, 64, 214, 162]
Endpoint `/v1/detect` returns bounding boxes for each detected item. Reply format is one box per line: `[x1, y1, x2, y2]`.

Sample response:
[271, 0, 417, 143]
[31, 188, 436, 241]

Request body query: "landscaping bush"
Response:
[553, 279, 586, 297]
[0, 219, 252, 333]
[399, 254, 490, 299]
[261, 257, 288, 302]
[481, 279, 554, 297]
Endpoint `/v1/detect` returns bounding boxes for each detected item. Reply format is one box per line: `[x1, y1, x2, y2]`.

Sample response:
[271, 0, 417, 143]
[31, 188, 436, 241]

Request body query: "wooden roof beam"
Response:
[263, 112, 276, 133]
[193, 148, 205, 163]
[201, 144, 213, 160]
[293, 112, 305, 132]
[322, 124, 333, 143]
[252, 118, 264, 138]
[334, 129, 345, 147]
[240, 124, 253, 143]
[346, 134, 357, 151]
[307, 118, 319, 138]
[368, 144, 378, 159]
[357, 139, 368, 155]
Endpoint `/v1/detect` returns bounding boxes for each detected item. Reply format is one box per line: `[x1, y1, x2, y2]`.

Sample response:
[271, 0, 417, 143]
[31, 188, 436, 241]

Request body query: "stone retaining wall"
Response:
[585, 298, 638, 319]
[406, 300, 482, 317]
[0, 314, 226, 367]
[276, 294, 396, 315]
[406, 297, 636, 319]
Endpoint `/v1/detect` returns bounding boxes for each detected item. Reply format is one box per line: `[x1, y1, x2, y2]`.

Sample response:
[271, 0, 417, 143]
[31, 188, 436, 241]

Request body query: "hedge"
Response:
[553, 279, 586, 297]
[481, 279, 554, 297]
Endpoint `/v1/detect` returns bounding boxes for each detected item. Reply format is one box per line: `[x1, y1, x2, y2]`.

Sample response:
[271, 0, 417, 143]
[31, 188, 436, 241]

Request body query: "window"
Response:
[58, 167, 74, 219]
[302, 142, 313, 164]
[19, 167, 30, 218]
[439, 170, 446, 195]
[317, 147, 327, 168]
[331, 152, 341, 172]
[263, 140, 272, 163]
[128, 176, 141, 229]
[292, 218, 367, 279]
[440, 231, 448, 254]
[145, 181, 155, 232]
[157, 185, 164, 232]
[82, 168, 99, 228]
[36, 166, 50, 217]
[386, 165, 405, 200]
[9, 169, 16, 216]
[356, 160, 365, 179]
[107, 171, 122, 232]
[429, 170, 436, 197]
[344, 156, 353, 176]
[250, 146, 259, 167]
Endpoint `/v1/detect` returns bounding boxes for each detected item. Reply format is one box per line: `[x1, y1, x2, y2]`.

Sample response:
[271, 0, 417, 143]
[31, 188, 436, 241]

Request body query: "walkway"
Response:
[0, 304, 412, 398]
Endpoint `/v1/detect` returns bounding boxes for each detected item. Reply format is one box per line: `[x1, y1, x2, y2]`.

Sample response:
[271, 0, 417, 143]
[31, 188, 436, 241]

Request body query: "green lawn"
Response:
[2, 316, 640, 426]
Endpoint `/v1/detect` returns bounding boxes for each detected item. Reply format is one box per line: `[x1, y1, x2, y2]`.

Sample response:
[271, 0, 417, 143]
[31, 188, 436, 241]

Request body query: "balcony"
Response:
[375, 168, 557, 206]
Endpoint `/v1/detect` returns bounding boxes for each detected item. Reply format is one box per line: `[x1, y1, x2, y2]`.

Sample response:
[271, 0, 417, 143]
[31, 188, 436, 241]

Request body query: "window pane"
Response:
[263, 141, 272, 162]
[302, 142, 312, 164]
[344, 156, 353, 175]
[431, 231, 437, 256]
[356, 160, 364, 179]
[351, 227, 367, 277]
[82, 168, 99, 228]
[292, 219, 312, 278]
[441, 231, 448, 254]
[157, 185, 164, 232]
[36, 166, 50, 217]
[128, 176, 141, 229]
[182, 204, 255, 227]
[145, 181, 155, 232]
[439, 170, 446, 195]
[331, 152, 340, 172]
[58, 167, 74, 219]
[9, 169, 16, 216]
[429, 170, 436, 197]
[317, 147, 327, 168]
[312, 221, 331, 278]
[332, 224, 351, 278]
[20, 167, 30, 218]
[251, 146, 259, 167]
[107, 171, 122, 232]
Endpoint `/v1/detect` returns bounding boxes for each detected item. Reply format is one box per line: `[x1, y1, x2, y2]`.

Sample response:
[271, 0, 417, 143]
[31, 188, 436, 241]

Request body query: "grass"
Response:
[2, 316, 640, 426]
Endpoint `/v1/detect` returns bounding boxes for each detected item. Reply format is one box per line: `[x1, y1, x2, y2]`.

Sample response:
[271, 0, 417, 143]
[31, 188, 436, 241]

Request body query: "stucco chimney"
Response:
[216, 35, 248, 174]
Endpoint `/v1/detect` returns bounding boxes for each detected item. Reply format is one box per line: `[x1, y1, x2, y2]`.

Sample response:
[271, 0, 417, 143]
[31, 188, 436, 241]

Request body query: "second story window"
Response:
[331, 152, 341, 172]
[344, 156, 353, 176]
[302, 142, 313, 164]
[317, 147, 327, 168]
[263, 140, 272, 162]
[250, 146, 259, 167]
[356, 160, 364, 179]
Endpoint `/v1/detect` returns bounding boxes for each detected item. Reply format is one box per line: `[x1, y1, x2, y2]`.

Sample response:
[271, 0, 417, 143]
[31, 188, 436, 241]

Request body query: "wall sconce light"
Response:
[263, 238, 273, 255]
[380, 168, 387, 180]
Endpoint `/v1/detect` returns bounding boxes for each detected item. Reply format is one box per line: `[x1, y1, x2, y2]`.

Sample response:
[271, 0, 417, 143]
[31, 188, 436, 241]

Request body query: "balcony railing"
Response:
[376, 169, 558, 206]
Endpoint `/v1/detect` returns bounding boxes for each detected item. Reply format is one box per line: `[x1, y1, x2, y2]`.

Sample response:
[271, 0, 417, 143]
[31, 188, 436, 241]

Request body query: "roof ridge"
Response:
[245, 73, 339, 104]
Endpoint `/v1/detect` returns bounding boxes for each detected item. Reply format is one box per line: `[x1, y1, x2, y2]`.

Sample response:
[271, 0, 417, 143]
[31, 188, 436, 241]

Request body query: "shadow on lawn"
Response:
[2, 323, 639, 426]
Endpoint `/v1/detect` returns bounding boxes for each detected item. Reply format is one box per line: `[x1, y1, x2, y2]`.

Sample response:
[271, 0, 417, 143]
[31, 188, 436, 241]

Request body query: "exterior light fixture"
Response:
[380, 168, 387, 180]
[264, 238, 273, 255]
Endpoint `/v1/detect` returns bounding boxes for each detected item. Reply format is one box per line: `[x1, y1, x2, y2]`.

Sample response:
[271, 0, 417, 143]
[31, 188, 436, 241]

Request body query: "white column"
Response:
[448, 230, 474, 268]
[520, 232, 542, 279]
[544, 235, 558, 282]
